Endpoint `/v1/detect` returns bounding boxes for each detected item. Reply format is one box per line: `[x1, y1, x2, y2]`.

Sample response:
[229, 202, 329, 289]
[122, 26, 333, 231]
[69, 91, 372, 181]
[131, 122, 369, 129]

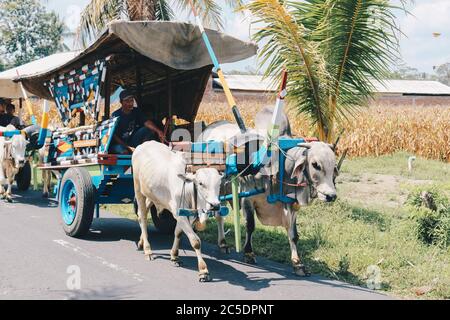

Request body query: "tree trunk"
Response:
[126, 0, 157, 21]
[326, 95, 337, 143]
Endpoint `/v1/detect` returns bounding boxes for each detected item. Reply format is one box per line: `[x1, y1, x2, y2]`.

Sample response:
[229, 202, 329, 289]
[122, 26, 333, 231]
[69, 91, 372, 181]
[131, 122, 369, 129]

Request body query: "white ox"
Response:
[0, 125, 29, 202]
[198, 107, 339, 276]
[132, 141, 223, 282]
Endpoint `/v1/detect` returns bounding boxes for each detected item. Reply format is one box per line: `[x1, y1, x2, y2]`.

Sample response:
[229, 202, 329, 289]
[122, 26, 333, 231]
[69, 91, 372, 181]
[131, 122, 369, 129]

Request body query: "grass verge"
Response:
[103, 152, 450, 299]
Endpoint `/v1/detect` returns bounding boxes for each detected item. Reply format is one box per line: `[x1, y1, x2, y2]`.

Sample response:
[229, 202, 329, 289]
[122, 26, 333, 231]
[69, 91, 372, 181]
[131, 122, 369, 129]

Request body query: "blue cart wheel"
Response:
[60, 168, 95, 237]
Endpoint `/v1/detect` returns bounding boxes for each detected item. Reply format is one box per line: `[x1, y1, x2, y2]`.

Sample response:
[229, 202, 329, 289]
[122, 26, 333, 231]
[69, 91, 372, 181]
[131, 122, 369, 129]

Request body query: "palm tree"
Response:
[78, 0, 243, 47]
[244, 0, 405, 142]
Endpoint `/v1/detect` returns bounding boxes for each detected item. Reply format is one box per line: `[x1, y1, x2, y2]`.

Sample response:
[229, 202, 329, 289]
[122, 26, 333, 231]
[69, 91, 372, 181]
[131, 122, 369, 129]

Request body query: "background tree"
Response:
[244, 0, 404, 142]
[387, 64, 435, 80]
[435, 63, 450, 85]
[78, 0, 243, 47]
[0, 0, 64, 67]
[0, 57, 5, 72]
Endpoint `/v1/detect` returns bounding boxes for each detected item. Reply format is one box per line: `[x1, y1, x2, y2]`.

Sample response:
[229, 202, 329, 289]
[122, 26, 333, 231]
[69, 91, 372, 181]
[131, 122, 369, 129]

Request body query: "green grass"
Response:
[341, 151, 450, 183]
[194, 200, 450, 299]
[104, 152, 450, 299]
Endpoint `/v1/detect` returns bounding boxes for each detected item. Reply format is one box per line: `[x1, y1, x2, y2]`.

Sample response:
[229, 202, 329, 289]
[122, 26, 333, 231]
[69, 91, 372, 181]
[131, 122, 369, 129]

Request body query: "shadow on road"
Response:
[84, 218, 284, 291]
[85, 216, 382, 295]
[9, 190, 385, 297]
[6, 189, 57, 208]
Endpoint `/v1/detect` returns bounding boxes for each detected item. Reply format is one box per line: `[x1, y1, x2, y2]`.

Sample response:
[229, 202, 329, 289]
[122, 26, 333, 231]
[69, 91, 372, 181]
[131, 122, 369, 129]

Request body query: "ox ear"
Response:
[291, 152, 307, 180]
[178, 173, 195, 183]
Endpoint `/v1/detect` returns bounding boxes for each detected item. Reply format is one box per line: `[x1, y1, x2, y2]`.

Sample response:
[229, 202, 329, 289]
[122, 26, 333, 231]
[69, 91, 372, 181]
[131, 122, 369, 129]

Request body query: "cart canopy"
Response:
[18, 21, 257, 123]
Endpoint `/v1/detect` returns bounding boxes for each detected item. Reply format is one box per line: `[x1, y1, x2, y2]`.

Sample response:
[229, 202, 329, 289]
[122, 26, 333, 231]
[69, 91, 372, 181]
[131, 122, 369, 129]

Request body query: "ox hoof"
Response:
[243, 253, 257, 265]
[144, 254, 154, 261]
[293, 264, 311, 277]
[6, 197, 12, 203]
[42, 192, 49, 198]
[219, 245, 231, 254]
[136, 241, 144, 251]
[171, 259, 182, 267]
[199, 273, 211, 283]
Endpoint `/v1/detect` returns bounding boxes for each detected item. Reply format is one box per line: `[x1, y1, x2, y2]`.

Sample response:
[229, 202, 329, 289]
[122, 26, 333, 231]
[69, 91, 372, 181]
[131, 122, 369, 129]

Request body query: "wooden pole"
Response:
[18, 98, 23, 126]
[103, 71, 111, 121]
[231, 175, 241, 252]
[79, 111, 85, 126]
[167, 72, 173, 139]
[135, 56, 143, 108]
[32, 152, 38, 191]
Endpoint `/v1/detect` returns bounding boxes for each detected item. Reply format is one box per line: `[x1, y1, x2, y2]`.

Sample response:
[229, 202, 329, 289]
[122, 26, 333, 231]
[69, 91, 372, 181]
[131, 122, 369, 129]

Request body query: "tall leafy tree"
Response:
[244, 0, 404, 142]
[78, 0, 243, 47]
[435, 63, 450, 85]
[0, 57, 6, 72]
[0, 0, 64, 67]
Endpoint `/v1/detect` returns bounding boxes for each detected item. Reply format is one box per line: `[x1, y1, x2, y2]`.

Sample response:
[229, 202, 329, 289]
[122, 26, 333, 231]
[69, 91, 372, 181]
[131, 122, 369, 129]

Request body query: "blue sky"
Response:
[41, 0, 450, 74]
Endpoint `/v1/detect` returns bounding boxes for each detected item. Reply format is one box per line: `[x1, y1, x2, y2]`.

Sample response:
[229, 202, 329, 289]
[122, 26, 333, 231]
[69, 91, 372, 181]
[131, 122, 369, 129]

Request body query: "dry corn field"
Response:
[25, 99, 450, 162]
[198, 101, 450, 162]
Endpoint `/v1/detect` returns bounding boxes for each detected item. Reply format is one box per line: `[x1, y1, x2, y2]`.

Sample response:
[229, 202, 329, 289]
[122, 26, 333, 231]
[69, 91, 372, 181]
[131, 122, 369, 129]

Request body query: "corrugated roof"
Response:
[213, 75, 278, 92]
[213, 75, 450, 95]
[371, 79, 450, 95]
[0, 51, 80, 98]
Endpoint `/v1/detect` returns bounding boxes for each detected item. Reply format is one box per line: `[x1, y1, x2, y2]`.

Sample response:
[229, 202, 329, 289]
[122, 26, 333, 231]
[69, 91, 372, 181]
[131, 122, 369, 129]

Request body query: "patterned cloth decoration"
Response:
[45, 59, 108, 125]
[42, 117, 119, 167]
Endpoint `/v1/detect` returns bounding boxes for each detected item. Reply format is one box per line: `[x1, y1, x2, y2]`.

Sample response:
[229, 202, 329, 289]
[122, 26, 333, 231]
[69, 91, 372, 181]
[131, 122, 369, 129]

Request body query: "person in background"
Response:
[110, 89, 166, 154]
[0, 98, 8, 126]
[4, 103, 21, 128]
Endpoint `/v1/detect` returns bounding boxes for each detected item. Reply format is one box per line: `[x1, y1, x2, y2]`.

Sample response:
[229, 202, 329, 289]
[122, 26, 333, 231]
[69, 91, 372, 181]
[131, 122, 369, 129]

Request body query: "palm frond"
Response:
[289, 0, 403, 139]
[177, 0, 226, 29]
[126, 0, 157, 20]
[244, 0, 332, 140]
[329, 0, 400, 132]
[155, 0, 174, 21]
[77, 0, 239, 47]
[78, 0, 125, 47]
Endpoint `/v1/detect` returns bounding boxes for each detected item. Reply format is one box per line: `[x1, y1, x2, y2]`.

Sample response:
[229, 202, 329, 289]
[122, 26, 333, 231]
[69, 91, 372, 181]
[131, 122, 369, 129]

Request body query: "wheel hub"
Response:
[61, 180, 77, 226]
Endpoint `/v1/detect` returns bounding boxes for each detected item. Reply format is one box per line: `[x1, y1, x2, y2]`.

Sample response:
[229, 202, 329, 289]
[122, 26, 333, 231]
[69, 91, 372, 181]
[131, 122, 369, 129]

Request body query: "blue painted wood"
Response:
[191, 141, 224, 153]
[219, 188, 266, 201]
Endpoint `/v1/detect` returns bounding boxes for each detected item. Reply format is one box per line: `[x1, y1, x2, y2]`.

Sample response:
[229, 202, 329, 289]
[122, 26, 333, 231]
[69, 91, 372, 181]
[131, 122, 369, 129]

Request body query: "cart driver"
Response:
[110, 89, 165, 154]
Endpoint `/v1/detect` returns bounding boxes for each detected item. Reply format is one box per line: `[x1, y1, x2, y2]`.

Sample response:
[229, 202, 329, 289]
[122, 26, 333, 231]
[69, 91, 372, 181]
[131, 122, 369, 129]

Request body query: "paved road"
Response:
[0, 190, 390, 300]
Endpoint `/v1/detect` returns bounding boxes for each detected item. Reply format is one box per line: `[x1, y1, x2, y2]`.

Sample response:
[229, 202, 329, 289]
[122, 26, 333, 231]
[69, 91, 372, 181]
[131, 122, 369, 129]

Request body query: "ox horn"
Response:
[337, 148, 348, 171]
[332, 129, 345, 151]
[297, 142, 312, 149]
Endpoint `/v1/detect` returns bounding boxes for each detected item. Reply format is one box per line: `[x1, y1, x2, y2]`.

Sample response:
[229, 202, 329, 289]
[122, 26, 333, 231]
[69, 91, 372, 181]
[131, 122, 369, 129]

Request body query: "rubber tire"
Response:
[133, 198, 177, 234]
[16, 161, 31, 191]
[60, 168, 95, 238]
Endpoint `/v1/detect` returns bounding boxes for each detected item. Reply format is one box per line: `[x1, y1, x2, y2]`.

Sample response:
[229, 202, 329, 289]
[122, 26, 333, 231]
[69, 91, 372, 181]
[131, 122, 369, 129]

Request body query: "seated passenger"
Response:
[4, 103, 22, 128]
[110, 90, 165, 154]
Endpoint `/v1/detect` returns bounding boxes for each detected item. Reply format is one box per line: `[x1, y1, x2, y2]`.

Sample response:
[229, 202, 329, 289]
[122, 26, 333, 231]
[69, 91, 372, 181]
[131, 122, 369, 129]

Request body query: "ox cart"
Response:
[17, 21, 259, 238]
[18, 21, 320, 257]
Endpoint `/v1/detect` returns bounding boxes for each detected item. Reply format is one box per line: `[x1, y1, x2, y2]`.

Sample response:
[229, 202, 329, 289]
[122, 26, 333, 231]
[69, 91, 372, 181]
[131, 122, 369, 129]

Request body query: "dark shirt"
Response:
[0, 114, 7, 127]
[112, 108, 148, 142]
[0, 114, 21, 128]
